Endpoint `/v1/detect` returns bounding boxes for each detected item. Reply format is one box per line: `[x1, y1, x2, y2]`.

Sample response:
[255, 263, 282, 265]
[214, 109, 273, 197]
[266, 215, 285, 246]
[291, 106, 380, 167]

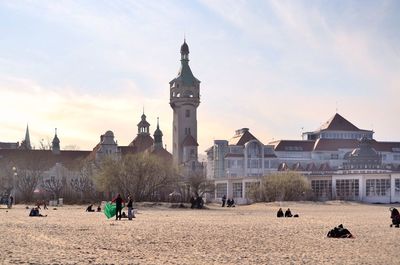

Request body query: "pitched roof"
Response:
[129, 134, 154, 152]
[0, 142, 18, 149]
[182, 134, 199, 147]
[318, 113, 364, 131]
[149, 147, 173, 162]
[371, 141, 400, 152]
[313, 139, 359, 151]
[312, 139, 400, 152]
[229, 129, 258, 146]
[0, 149, 90, 170]
[271, 140, 315, 152]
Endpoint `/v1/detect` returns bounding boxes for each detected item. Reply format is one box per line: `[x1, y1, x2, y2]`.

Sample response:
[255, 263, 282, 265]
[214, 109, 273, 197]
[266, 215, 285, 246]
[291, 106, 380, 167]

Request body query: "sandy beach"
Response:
[1, 201, 400, 265]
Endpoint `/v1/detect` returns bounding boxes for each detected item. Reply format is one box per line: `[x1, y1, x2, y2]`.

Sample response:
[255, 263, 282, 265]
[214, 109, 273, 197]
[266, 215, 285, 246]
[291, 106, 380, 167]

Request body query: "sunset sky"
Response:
[1, 0, 399, 156]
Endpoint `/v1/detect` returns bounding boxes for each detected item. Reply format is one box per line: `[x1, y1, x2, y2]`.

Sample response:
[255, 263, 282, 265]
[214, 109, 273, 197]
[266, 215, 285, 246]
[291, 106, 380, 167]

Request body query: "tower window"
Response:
[185, 109, 190, 118]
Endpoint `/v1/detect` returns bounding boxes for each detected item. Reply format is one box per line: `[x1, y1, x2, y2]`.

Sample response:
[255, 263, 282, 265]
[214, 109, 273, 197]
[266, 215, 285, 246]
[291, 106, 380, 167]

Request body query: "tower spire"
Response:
[24, 124, 32, 150]
[52, 127, 60, 154]
[154, 117, 163, 149]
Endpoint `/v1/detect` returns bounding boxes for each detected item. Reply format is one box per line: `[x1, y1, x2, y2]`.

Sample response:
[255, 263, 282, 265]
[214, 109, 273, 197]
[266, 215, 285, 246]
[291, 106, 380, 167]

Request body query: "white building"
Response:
[206, 113, 400, 204]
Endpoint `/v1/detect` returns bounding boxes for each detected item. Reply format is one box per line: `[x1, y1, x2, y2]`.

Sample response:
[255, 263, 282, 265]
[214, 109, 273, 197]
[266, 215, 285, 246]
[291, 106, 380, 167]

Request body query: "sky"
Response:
[0, 0, 399, 156]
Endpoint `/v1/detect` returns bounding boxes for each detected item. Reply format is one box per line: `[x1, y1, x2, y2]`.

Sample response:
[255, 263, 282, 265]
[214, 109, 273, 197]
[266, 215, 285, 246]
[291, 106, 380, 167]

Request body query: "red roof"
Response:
[0, 149, 90, 170]
[371, 141, 400, 152]
[129, 134, 154, 152]
[318, 113, 366, 132]
[149, 147, 173, 162]
[182, 134, 199, 147]
[271, 140, 315, 152]
[313, 139, 359, 151]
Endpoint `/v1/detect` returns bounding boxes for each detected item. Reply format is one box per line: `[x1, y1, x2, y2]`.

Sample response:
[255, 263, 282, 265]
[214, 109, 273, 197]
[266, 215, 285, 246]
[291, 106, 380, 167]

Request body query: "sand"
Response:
[1, 201, 400, 265]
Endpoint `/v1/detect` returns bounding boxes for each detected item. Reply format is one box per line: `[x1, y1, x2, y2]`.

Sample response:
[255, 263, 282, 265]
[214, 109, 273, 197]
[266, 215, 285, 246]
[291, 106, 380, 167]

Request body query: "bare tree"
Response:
[14, 155, 47, 202]
[42, 176, 65, 200]
[0, 160, 15, 196]
[70, 161, 96, 202]
[94, 153, 178, 201]
[186, 170, 215, 198]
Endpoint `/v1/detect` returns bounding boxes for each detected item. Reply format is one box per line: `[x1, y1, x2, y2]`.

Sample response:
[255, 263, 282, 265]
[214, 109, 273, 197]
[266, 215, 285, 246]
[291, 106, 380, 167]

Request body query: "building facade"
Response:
[206, 113, 400, 204]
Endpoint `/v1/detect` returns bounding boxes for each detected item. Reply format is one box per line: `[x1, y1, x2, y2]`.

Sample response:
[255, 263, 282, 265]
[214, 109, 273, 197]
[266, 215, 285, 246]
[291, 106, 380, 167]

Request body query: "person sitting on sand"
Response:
[277, 208, 284, 217]
[29, 207, 46, 217]
[327, 224, 353, 238]
[285, 208, 292, 217]
[227, 198, 235, 207]
[190, 196, 196, 209]
[390, 207, 400, 227]
[86, 204, 95, 212]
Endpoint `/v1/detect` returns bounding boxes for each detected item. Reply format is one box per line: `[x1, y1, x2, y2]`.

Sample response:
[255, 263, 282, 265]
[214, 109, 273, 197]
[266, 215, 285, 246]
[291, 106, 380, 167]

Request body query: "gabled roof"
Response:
[182, 134, 199, 147]
[229, 129, 258, 146]
[318, 113, 364, 132]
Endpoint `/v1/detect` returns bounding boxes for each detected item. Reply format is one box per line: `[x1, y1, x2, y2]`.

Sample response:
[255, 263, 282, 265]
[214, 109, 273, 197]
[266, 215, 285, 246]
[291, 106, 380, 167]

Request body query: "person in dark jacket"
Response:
[111, 194, 125, 220]
[127, 195, 135, 220]
[277, 208, 284, 217]
[86, 204, 95, 212]
[390, 207, 400, 227]
[221, 195, 226, 207]
[285, 208, 292, 217]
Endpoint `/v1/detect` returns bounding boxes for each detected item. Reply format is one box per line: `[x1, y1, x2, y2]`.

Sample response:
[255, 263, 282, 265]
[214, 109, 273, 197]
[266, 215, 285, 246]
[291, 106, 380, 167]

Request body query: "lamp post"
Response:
[12, 166, 17, 205]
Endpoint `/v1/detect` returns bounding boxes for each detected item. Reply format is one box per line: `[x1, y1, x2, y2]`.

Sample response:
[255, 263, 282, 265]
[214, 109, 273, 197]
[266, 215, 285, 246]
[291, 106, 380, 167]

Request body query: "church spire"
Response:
[52, 128, 60, 154]
[22, 124, 32, 150]
[153, 117, 163, 149]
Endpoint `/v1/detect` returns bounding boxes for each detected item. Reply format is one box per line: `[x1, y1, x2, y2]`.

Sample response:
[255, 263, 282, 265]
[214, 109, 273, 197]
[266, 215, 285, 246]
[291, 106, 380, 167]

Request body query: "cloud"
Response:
[0, 0, 399, 156]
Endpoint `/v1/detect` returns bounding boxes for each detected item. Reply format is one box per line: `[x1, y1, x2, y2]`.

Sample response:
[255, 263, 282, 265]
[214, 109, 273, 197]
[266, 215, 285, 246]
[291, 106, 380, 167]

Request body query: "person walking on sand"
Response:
[127, 195, 135, 220]
[112, 194, 125, 220]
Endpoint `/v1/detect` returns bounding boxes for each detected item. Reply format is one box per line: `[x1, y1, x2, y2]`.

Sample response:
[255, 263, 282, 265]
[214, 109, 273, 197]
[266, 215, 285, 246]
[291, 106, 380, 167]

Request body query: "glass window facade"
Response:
[336, 179, 359, 199]
[366, 179, 390, 196]
[216, 183, 227, 198]
[232, 183, 243, 198]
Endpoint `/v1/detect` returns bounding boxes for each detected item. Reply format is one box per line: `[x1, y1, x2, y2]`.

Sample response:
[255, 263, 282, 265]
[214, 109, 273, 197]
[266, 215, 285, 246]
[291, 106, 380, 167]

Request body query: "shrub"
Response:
[251, 171, 311, 202]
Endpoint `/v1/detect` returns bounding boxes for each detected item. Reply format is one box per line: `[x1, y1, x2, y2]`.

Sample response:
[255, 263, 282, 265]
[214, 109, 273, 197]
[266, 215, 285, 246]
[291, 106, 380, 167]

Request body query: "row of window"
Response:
[226, 159, 277, 169]
[366, 179, 390, 196]
[215, 182, 260, 198]
[311, 178, 400, 198]
[320, 132, 371, 139]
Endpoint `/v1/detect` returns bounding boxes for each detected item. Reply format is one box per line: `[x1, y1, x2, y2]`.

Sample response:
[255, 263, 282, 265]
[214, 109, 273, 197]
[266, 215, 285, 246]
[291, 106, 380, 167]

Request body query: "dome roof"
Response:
[180, 40, 189, 55]
[104, 130, 114, 137]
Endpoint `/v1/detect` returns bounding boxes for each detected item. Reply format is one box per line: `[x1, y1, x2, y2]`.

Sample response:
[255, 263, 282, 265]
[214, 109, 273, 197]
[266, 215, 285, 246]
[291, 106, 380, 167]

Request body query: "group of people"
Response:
[327, 224, 353, 238]
[277, 208, 297, 218]
[221, 195, 235, 207]
[190, 195, 204, 209]
[112, 194, 135, 220]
